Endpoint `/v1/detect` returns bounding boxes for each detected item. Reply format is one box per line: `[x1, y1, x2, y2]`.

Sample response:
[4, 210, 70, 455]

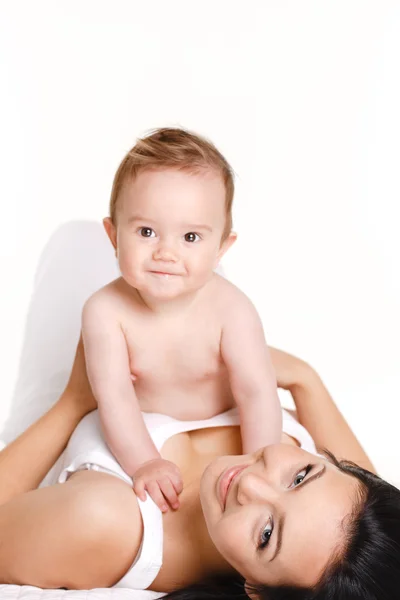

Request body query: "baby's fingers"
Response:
[171, 471, 183, 495]
[159, 477, 180, 510]
[166, 466, 183, 496]
[133, 478, 146, 502]
[146, 480, 169, 513]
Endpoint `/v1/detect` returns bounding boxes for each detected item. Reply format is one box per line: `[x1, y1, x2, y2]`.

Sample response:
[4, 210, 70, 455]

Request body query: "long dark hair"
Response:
[164, 454, 400, 600]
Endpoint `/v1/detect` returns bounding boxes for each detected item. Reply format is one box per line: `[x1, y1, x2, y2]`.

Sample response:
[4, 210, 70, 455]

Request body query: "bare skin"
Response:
[0, 340, 375, 591]
[82, 168, 281, 511]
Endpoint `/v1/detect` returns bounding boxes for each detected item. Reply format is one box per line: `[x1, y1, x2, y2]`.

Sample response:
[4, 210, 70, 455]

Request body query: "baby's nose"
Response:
[153, 242, 178, 262]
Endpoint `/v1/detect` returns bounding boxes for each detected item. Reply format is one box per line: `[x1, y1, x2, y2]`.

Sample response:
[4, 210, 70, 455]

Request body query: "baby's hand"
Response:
[133, 458, 183, 513]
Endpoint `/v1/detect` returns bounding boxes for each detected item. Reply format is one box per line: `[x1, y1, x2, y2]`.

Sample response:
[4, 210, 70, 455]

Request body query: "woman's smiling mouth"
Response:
[218, 464, 248, 510]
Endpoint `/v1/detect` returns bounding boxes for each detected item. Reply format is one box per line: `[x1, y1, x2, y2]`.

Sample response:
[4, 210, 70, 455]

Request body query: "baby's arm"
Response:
[221, 291, 282, 453]
[82, 292, 182, 511]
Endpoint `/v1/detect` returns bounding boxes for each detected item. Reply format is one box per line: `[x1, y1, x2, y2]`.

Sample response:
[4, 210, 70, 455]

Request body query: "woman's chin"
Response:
[200, 457, 224, 514]
[199, 469, 218, 538]
[199, 455, 240, 516]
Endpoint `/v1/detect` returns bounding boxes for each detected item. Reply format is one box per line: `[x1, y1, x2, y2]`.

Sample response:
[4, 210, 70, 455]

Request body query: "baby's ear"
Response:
[103, 217, 117, 253]
[216, 231, 237, 265]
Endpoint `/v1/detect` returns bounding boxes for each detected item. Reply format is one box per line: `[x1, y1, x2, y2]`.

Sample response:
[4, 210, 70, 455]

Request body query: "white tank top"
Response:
[40, 408, 317, 597]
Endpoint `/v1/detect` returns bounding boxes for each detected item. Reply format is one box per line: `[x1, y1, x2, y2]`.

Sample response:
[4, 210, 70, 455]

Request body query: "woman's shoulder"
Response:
[63, 469, 143, 587]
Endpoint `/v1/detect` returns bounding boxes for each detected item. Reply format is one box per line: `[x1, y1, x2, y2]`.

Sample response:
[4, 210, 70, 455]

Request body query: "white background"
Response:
[0, 1, 399, 485]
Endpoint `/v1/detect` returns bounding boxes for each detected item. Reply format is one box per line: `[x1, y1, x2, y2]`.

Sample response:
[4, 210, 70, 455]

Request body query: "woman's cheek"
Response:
[215, 515, 246, 564]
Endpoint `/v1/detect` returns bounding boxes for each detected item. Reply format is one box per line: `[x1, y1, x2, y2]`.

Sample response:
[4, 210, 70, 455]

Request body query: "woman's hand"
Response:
[269, 347, 314, 392]
[63, 335, 97, 417]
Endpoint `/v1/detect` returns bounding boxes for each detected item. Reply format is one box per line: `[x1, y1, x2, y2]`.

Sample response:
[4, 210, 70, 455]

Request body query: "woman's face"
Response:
[200, 444, 360, 588]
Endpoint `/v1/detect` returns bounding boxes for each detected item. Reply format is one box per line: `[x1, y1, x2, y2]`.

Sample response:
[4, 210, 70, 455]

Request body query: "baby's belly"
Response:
[134, 378, 235, 420]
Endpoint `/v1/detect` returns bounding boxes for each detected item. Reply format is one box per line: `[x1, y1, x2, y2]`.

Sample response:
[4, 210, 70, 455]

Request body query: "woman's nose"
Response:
[236, 472, 279, 506]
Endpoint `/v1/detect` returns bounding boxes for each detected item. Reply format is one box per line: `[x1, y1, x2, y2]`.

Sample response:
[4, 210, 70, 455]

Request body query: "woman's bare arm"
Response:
[0, 339, 144, 589]
[0, 337, 96, 506]
[269, 347, 376, 473]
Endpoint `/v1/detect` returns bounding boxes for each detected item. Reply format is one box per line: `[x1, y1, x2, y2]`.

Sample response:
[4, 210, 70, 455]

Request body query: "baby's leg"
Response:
[0, 470, 142, 589]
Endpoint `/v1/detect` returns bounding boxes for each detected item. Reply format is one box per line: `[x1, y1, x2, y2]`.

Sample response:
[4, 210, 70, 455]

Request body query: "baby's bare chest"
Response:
[119, 304, 234, 418]
[124, 317, 223, 382]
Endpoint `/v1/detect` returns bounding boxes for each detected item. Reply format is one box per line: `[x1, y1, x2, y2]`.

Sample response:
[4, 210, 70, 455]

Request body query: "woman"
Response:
[0, 339, 399, 599]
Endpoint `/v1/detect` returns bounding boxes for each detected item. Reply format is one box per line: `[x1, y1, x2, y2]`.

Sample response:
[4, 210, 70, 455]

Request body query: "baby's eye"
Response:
[184, 232, 200, 243]
[139, 227, 155, 238]
[258, 519, 273, 550]
[292, 465, 312, 487]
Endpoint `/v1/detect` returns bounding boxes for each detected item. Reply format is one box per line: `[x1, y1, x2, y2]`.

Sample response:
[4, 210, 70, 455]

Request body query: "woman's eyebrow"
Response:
[269, 465, 327, 563]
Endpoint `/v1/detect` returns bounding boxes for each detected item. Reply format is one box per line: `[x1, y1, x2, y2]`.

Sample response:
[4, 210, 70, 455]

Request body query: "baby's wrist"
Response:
[133, 454, 162, 474]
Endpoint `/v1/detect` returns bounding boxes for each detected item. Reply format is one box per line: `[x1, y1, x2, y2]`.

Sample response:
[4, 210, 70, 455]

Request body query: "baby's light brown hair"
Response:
[109, 127, 234, 241]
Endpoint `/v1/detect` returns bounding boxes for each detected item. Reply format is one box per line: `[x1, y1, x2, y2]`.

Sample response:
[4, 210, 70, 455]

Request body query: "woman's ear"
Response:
[244, 581, 260, 600]
[103, 217, 118, 256]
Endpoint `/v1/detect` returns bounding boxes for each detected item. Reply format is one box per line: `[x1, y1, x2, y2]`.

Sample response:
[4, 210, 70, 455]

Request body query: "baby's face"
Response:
[106, 168, 234, 300]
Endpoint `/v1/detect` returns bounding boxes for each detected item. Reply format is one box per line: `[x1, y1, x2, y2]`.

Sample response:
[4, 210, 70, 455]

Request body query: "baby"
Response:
[82, 128, 282, 513]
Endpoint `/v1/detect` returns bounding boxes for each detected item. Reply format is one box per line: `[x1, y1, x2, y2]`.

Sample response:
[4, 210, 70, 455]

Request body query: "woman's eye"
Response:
[292, 465, 312, 487]
[139, 227, 155, 238]
[184, 232, 200, 243]
[258, 520, 273, 550]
